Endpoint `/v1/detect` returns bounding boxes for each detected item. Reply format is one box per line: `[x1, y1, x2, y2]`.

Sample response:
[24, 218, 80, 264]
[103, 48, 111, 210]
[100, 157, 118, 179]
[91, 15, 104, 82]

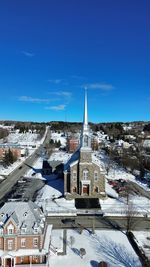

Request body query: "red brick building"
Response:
[0, 146, 21, 159]
[0, 201, 52, 267]
[68, 138, 79, 152]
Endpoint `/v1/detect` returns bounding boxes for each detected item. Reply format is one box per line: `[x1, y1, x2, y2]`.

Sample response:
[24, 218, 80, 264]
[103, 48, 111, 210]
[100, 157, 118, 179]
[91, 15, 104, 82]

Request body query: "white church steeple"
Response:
[81, 87, 91, 149]
[83, 87, 88, 132]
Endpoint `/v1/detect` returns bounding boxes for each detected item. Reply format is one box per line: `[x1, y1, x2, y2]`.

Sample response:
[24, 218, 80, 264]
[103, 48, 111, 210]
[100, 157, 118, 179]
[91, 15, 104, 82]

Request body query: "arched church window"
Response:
[83, 169, 88, 180]
[94, 186, 99, 193]
[94, 171, 98, 181]
[72, 171, 77, 181]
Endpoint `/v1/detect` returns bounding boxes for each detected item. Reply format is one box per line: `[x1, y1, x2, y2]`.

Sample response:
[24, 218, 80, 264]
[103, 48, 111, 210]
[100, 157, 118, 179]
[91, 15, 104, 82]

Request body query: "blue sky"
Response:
[0, 0, 150, 123]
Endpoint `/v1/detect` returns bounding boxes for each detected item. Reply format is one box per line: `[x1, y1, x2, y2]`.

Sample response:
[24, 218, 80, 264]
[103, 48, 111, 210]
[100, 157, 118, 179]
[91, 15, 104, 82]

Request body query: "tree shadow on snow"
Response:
[91, 235, 141, 267]
[71, 247, 80, 256]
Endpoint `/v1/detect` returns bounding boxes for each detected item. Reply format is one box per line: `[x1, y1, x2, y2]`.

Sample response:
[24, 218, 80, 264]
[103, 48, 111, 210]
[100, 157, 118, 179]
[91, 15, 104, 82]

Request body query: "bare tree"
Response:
[123, 187, 139, 233]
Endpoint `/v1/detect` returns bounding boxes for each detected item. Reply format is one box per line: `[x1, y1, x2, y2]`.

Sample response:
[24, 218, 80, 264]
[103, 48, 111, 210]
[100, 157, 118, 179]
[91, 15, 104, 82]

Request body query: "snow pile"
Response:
[105, 181, 118, 198]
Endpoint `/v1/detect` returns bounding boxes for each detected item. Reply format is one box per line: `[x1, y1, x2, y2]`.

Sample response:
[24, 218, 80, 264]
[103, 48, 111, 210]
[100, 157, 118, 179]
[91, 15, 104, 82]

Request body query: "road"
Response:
[46, 214, 150, 231]
[0, 127, 51, 204]
[128, 181, 150, 199]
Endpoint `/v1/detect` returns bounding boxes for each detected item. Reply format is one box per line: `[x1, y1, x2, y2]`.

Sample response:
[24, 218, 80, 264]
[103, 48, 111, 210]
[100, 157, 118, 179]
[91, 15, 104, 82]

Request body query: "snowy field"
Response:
[49, 229, 142, 267]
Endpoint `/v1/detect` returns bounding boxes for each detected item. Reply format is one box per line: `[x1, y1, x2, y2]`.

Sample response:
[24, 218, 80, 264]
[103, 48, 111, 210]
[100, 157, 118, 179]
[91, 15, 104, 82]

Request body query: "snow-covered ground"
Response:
[0, 148, 35, 176]
[49, 229, 142, 267]
[24, 157, 45, 180]
[31, 151, 76, 216]
[50, 132, 66, 147]
[36, 179, 76, 216]
[49, 151, 71, 163]
[6, 132, 39, 144]
[133, 231, 150, 260]
[94, 151, 150, 191]
[0, 127, 48, 176]
[100, 195, 150, 216]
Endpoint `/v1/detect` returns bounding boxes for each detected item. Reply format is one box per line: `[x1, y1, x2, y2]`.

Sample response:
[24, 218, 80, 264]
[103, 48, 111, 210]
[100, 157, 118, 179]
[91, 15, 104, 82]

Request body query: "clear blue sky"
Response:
[0, 0, 150, 123]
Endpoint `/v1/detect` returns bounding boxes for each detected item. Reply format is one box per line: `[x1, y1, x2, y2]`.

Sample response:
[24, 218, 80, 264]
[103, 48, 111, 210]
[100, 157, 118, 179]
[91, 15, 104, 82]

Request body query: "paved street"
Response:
[46, 214, 150, 231]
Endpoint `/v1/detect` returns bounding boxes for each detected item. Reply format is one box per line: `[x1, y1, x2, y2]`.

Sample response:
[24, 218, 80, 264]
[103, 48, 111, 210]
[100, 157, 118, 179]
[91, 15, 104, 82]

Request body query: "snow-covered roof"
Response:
[0, 201, 45, 234]
[64, 150, 80, 171]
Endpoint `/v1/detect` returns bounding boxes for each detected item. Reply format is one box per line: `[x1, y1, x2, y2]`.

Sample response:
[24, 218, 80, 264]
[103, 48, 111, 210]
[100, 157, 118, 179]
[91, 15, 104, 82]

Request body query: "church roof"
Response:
[64, 149, 80, 171]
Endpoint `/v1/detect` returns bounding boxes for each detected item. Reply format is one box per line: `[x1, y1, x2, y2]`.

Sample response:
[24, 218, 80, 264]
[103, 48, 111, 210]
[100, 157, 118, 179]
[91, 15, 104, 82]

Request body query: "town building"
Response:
[0, 145, 21, 160]
[64, 89, 105, 199]
[67, 136, 79, 152]
[0, 201, 52, 267]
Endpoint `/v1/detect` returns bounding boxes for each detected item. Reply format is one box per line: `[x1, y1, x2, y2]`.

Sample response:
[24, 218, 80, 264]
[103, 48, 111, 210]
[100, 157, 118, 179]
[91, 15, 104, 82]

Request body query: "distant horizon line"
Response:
[0, 119, 149, 124]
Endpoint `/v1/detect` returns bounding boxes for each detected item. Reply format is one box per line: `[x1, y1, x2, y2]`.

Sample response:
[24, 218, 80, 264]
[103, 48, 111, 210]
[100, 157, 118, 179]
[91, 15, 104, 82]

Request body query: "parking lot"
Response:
[1, 176, 45, 205]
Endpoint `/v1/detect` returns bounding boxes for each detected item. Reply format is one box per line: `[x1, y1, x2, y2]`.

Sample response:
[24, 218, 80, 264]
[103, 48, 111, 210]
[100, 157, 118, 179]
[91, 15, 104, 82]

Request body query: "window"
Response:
[83, 169, 88, 180]
[7, 224, 14, 235]
[34, 228, 38, 234]
[8, 240, 13, 250]
[94, 171, 98, 181]
[33, 256, 38, 262]
[33, 238, 38, 247]
[73, 171, 77, 181]
[21, 228, 26, 233]
[72, 187, 76, 193]
[94, 186, 99, 193]
[21, 238, 26, 248]
[8, 228, 13, 234]
[20, 257, 24, 263]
